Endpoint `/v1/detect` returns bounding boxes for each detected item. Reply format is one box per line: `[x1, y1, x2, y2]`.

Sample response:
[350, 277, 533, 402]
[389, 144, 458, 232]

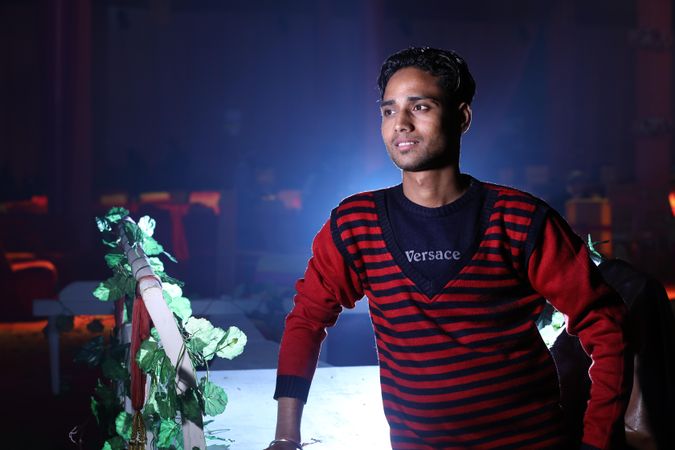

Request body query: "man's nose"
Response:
[394, 111, 413, 132]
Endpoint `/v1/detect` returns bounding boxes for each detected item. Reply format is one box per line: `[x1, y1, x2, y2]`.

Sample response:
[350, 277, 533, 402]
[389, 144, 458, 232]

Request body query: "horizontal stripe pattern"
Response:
[331, 185, 563, 449]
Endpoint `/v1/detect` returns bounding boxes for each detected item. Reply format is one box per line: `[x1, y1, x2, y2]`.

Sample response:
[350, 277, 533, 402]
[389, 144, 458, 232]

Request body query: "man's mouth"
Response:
[395, 140, 419, 149]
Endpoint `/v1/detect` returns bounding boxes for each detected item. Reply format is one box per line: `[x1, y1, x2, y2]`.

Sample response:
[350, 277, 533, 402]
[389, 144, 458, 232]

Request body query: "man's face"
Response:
[380, 67, 468, 172]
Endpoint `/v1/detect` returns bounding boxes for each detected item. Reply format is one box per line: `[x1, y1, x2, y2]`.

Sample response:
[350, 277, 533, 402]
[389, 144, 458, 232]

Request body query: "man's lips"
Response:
[394, 139, 420, 149]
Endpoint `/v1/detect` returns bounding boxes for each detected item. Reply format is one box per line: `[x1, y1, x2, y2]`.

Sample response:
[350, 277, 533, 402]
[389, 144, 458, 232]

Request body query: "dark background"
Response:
[0, 1, 674, 449]
[1, 0, 672, 281]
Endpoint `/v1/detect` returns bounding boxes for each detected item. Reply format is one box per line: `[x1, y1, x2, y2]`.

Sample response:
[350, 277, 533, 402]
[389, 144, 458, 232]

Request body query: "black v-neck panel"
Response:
[374, 178, 498, 300]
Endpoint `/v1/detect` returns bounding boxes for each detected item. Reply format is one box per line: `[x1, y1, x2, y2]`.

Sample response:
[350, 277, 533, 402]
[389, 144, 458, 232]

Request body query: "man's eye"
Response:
[381, 109, 394, 117]
[413, 104, 430, 111]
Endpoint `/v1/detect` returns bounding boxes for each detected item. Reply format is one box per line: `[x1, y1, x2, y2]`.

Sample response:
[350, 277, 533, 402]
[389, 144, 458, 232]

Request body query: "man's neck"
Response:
[401, 167, 467, 208]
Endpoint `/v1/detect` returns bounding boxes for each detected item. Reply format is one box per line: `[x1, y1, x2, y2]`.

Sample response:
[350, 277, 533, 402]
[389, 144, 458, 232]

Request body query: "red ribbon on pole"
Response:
[130, 293, 151, 411]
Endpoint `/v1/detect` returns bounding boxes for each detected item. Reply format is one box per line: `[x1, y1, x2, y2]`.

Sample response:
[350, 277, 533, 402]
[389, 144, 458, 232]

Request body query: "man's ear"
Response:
[459, 103, 472, 133]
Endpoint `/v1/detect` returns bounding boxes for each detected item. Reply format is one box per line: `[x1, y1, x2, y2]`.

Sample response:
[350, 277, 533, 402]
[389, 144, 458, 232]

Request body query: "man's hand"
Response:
[264, 440, 302, 450]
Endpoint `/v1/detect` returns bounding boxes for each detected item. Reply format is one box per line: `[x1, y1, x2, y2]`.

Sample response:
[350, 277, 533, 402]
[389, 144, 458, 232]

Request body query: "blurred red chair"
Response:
[0, 246, 58, 321]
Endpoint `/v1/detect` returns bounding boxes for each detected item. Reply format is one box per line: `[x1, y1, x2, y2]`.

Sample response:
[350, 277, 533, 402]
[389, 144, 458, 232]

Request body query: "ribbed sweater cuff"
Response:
[274, 375, 311, 403]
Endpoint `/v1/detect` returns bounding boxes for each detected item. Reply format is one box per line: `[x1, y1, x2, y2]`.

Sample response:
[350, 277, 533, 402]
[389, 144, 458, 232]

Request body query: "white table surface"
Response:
[203, 366, 390, 450]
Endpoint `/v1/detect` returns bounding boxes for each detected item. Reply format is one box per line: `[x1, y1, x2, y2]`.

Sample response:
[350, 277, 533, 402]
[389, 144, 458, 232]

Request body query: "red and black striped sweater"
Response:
[275, 180, 628, 449]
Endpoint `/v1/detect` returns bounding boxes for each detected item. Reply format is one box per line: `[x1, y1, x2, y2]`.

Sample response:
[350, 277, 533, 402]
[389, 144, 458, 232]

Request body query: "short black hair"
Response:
[377, 47, 476, 105]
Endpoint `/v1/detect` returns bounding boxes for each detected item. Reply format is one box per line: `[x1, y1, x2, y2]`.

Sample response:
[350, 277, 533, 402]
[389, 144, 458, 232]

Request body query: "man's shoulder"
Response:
[481, 180, 548, 209]
[482, 180, 535, 198]
[329, 189, 387, 238]
[332, 188, 386, 212]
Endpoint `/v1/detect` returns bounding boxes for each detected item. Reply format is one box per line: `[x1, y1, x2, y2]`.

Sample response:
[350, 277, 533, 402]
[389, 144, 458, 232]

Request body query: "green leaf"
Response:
[123, 275, 137, 300]
[155, 390, 178, 419]
[123, 221, 141, 246]
[92, 381, 121, 435]
[110, 436, 126, 450]
[202, 327, 226, 362]
[143, 399, 157, 417]
[216, 326, 247, 360]
[96, 216, 112, 233]
[148, 256, 165, 273]
[158, 352, 175, 385]
[93, 277, 124, 302]
[141, 408, 159, 432]
[142, 235, 164, 256]
[138, 215, 156, 237]
[143, 385, 159, 417]
[102, 238, 119, 248]
[105, 207, 129, 224]
[75, 335, 105, 366]
[200, 379, 228, 416]
[586, 234, 608, 265]
[90, 396, 100, 423]
[551, 310, 566, 329]
[151, 327, 161, 342]
[102, 356, 128, 381]
[165, 295, 192, 322]
[55, 314, 74, 332]
[163, 283, 183, 299]
[179, 388, 202, 423]
[94, 379, 117, 407]
[104, 253, 126, 269]
[184, 318, 216, 354]
[157, 419, 180, 447]
[159, 272, 184, 287]
[115, 411, 133, 440]
[136, 339, 161, 373]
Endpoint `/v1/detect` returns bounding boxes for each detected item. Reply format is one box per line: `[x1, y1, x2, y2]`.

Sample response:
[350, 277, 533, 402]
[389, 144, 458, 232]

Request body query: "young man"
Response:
[267, 47, 628, 450]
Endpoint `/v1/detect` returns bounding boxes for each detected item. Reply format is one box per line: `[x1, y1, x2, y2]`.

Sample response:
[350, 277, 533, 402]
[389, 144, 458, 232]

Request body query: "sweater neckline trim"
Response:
[374, 176, 497, 300]
[389, 175, 481, 217]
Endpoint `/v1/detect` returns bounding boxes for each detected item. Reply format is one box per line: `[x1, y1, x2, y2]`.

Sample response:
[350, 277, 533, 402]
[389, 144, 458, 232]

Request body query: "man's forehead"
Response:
[382, 68, 444, 100]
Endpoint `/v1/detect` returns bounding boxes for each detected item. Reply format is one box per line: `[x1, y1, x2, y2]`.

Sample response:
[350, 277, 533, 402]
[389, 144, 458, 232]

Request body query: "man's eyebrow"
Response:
[378, 96, 441, 107]
[407, 95, 441, 103]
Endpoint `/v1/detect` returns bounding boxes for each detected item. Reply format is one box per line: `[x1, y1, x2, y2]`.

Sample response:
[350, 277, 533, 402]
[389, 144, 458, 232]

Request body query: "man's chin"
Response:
[388, 150, 458, 172]
[391, 158, 454, 173]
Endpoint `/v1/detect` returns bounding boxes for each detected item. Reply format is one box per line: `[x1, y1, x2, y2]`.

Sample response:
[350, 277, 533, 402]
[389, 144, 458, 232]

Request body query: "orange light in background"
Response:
[666, 285, 675, 302]
[188, 191, 221, 214]
[565, 197, 613, 258]
[669, 190, 675, 217]
[139, 191, 171, 203]
[100, 193, 129, 207]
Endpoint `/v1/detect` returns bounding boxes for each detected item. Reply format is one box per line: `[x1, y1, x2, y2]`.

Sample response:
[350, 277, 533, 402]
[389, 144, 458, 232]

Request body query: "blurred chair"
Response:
[188, 191, 221, 215]
[0, 245, 58, 321]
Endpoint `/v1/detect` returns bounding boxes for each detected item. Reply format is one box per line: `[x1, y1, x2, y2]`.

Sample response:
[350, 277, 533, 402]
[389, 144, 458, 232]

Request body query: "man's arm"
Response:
[269, 219, 364, 447]
[265, 397, 303, 449]
[528, 211, 629, 450]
